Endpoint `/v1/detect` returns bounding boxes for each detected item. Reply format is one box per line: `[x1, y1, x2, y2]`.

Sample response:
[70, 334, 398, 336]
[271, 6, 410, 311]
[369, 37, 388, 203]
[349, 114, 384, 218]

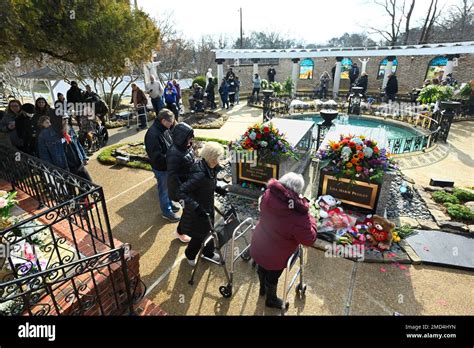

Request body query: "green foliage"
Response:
[260, 79, 269, 89]
[194, 137, 229, 145]
[395, 225, 414, 239]
[283, 77, 294, 95]
[103, 93, 122, 110]
[454, 83, 473, 101]
[417, 85, 454, 104]
[192, 76, 206, 89]
[443, 203, 474, 222]
[269, 81, 283, 95]
[453, 188, 474, 202]
[432, 191, 460, 204]
[97, 143, 152, 171]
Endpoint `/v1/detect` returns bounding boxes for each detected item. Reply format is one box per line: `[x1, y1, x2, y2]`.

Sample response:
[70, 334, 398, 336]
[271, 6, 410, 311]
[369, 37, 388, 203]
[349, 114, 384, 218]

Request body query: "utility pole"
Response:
[239, 7, 243, 49]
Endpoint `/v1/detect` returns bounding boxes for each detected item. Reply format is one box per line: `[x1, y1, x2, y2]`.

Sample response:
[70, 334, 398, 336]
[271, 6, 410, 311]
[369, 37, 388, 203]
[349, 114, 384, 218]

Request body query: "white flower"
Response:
[260, 141, 268, 148]
[249, 132, 257, 141]
[0, 197, 7, 209]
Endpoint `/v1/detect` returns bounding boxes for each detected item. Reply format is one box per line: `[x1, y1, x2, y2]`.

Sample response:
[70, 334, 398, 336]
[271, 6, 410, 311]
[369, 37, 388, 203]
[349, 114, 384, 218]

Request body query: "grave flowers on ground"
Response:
[318, 134, 396, 183]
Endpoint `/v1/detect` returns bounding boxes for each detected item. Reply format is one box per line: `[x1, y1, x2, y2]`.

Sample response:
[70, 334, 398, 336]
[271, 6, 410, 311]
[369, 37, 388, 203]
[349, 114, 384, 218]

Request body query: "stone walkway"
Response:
[83, 109, 474, 315]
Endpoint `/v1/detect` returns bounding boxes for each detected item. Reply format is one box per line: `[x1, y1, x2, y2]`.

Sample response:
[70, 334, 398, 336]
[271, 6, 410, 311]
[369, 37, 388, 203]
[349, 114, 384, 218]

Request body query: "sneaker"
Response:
[202, 252, 221, 263]
[162, 212, 180, 222]
[187, 258, 196, 266]
[171, 202, 181, 213]
[175, 231, 191, 243]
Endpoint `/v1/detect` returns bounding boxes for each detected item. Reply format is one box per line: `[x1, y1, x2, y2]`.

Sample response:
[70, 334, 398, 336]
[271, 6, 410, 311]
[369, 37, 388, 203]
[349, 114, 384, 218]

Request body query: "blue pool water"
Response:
[295, 115, 421, 139]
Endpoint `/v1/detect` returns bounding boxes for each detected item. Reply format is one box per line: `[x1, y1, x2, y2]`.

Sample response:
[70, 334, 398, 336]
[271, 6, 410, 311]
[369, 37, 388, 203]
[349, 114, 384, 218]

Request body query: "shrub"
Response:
[453, 188, 474, 202]
[443, 203, 474, 222]
[283, 77, 294, 95]
[270, 81, 283, 95]
[432, 191, 459, 204]
[192, 76, 206, 89]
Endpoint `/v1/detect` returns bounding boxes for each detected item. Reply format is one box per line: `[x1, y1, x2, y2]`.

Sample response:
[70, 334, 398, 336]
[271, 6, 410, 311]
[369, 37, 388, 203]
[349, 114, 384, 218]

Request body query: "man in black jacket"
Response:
[267, 66, 276, 83]
[385, 74, 399, 102]
[349, 63, 360, 89]
[167, 122, 195, 242]
[145, 108, 180, 222]
[66, 81, 84, 127]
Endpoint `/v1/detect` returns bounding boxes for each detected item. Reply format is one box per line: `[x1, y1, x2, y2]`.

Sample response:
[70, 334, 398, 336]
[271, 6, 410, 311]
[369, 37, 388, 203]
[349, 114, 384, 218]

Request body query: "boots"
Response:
[257, 266, 266, 296]
[265, 281, 289, 310]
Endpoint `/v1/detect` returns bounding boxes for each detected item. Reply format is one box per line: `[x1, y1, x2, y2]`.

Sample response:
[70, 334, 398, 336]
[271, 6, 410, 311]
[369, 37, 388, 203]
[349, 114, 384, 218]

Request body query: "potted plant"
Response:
[283, 77, 294, 96]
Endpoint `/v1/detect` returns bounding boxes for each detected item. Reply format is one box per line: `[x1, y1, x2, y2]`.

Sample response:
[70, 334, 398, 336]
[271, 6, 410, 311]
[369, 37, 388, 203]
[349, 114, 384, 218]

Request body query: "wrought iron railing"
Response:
[0, 145, 145, 315]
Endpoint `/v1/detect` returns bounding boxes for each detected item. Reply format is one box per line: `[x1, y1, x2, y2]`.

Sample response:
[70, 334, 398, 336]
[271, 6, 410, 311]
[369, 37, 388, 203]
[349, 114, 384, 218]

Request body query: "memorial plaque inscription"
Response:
[238, 162, 279, 185]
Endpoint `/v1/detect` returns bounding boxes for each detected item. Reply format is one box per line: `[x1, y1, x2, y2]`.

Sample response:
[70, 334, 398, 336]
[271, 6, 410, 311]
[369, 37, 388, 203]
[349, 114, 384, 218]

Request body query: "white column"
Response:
[443, 55, 456, 79]
[332, 58, 343, 99]
[252, 59, 259, 77]
[216, 59, 224, 85]
[382, 56, 395, 90]
[291, 58, 300, 97]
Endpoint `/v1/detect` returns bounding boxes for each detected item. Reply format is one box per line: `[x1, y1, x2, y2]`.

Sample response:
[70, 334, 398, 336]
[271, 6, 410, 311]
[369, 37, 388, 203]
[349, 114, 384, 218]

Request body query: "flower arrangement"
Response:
[318, 135, 396, 183]
[230, 122, 299, 163]
[0, 190, 17, 229]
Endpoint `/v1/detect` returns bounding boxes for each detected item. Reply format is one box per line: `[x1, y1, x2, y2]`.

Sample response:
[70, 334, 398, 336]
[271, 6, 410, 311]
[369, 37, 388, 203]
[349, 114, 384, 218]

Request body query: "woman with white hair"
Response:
[250, 173, 317, 309]
[178, 142, 228, 265]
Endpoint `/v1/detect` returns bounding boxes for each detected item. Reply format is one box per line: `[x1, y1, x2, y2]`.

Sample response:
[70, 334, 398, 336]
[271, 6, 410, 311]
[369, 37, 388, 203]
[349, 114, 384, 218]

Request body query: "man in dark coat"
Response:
[66, 81, 84, 127]
[385, 74, 399, 102]
[354, 72, 369, 96]
[178, 142, 226, 265]
[144, 108, 179, 222]
[250, 174, 317, 309]
[349, 63, 360, 89]
[267, 66, 276, 83]
[167, 122, 195, 243]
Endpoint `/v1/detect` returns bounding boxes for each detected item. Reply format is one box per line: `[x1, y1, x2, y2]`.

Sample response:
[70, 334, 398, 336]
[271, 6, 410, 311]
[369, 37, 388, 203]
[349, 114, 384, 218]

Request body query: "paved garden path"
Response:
[85, 111, 474, 315]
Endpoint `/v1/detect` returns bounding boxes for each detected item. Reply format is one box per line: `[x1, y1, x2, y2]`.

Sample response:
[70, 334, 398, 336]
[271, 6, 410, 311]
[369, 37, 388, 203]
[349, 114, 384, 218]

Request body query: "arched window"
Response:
[299, 58, 314, 80]
[377, 57, 398, 80]
[340, 58, 353, 79]
[425, 56, 448, 81]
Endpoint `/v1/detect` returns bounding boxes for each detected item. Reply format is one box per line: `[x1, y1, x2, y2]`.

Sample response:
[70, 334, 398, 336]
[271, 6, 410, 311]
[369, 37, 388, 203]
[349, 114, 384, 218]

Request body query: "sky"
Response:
[136, 0, 462, 45]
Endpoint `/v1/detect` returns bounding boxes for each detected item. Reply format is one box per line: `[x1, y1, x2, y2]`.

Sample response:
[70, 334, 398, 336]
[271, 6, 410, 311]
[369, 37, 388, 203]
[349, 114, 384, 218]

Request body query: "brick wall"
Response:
[227, 54, 474, 94]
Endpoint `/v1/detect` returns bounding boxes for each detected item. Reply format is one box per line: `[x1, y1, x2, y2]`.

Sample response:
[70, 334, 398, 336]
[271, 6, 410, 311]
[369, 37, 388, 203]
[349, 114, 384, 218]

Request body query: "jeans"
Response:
[235, 91, 240, 104]
[152, 169, 173, 215]
[151, 96, 164, 114]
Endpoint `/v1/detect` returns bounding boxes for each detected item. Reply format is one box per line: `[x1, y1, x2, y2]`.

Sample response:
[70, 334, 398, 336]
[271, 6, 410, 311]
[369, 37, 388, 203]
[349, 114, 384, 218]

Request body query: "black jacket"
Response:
[349, 65, 360, 81]
[144, 119, 172, 171]
[386, 76, 399, 95]
[67, 86, 84, 104]
[355, 75, 368, 94]
[178, 159, 218, 238]
[166, 123, 195, 201]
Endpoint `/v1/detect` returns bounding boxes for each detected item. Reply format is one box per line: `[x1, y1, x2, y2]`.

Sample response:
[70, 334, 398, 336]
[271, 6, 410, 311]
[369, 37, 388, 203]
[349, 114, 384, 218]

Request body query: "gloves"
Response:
[195, 205, 209, 219]
[215, 186, 228, 196]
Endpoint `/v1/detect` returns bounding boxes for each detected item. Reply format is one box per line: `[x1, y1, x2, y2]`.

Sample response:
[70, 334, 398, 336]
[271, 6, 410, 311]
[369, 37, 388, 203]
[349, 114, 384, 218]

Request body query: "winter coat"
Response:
[0, 110, 24, 149]
[355, 75, 368, 94]
[219, 82, 229, 99]
[66, 86, 84, 104]
[267, 68, 276, 82]
[166, 123, 195, 202]
[164, 85, 178, 104]
[320, 74, 331, 89]
[178, 159, 219, 238]
[144, 119, 172, 171]
[131, 88, 148, 107]
[250, 179, 317, 270]
[349, 65, 360, 82]
[386, 76, 399, 95]
[38, 127, 87, 171]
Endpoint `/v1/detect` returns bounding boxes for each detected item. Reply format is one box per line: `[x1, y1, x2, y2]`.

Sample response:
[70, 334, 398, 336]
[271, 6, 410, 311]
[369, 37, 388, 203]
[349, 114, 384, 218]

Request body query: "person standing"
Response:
[250, 173, 317, 309]
[167, 122, 195, 243]
[178, 142, 226, 265]
[144, 109, 179, 222]
[319, 71, 331, 99]
[252, 73, 262, 102]
[267, 66, 276, 83]
[130, 83, 148, 130]
[0, 100, 25, 150]
[66, 81, 84, 127]
[226, 68, 236, 80]
[228, 76, 236, 107]
[164, 81, 179, 119]
[218, 79, 229, 109]
[205, 78, 216, 109]
[146, 75, 164, 115]
[206, 69, 213, 87]
[83, 85, 100, 103]
[355, 72, 369, 96]
[349, 63, 360, 89]
[172, 80, 181, 112]
[385, 74, 398, 102]
[17, 103, 38, 155]
[235, 76, 241, 105]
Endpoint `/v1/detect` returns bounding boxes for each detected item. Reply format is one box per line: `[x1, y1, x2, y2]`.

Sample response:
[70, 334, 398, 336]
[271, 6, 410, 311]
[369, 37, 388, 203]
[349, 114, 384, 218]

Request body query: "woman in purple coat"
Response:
[250, 173, 317, 309]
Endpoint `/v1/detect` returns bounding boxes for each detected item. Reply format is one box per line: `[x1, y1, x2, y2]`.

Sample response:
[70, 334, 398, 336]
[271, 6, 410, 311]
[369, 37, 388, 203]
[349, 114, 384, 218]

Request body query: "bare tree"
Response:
[419, 0, 440, 44]
[403, 0, 416, 44]
[368, 0, 410, 45]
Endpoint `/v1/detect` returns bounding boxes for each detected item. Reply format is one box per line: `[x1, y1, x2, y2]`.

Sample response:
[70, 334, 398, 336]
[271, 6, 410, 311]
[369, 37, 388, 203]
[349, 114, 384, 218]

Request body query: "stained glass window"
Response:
[340, 58, 353, 80]
[299, 58, 314, 80]
[377, 57, 398, 80]
[425, 56, 448, 81]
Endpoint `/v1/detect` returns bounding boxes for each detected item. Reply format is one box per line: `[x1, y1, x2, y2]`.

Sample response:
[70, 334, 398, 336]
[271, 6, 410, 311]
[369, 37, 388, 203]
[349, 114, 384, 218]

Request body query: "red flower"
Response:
[356, 166, 363, 172]
[348, 142, 356, 148]
[263, 126, 270, 133]
[256, 133, 262, 139]
[374, 146, 380, 154]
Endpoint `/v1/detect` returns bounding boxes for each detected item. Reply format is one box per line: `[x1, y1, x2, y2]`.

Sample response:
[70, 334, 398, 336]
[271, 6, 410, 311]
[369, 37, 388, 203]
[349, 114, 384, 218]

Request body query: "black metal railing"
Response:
[0, 145, 145, 315]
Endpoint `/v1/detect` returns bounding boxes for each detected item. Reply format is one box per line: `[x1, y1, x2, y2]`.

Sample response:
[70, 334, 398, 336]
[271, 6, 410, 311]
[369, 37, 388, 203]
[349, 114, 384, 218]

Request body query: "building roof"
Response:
[214, 41, 474, 59]
[16, 67, 65, 80]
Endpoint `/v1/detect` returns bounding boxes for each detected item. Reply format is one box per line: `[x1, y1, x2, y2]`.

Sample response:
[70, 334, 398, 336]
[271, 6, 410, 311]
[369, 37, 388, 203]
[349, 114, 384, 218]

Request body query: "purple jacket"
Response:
[250, 179, 317, 270]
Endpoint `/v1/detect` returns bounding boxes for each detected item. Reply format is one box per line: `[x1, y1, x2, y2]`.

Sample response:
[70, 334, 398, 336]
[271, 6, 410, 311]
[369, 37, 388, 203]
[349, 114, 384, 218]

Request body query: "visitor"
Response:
[349, 63, 360, 89]
[54, 93, 71, 129]
[235, 76, 241, 105]
[319, 71, 331, 99]
[385, 74, 398, 102]
[83, 85, 100, 103]
[218, 78, 229, 109]
[164, 81, 179, 119]
[130, 83, 148, 130]
[178, 142, 227, 266]
[252, 73, 261, 102]
[228, 76, 237, 106]
[267, 66, 276, 83]
[205, 78, 217, 110]
[38, 115, 91, 181]
[191, 83, 204, 112]
[226, 68, 236, 80]
[172, 80, 182, 112]
[144, 108, 179, 222]
[17, 103, 38, 155]
[0, 100, 25, 150]
[355, 72, 369, 96]
[166, 122, 195, 243]
[250, 173, 317, 309]
[206, 68, 213, 87]
[146, 75, 164, 115]
[66, 81, 84, 127]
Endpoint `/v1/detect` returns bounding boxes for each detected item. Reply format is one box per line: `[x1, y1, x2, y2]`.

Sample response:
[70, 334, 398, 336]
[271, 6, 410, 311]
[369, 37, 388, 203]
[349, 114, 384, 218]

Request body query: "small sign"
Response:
[321, 174, 379, 211]
[238, 162, 278, 185]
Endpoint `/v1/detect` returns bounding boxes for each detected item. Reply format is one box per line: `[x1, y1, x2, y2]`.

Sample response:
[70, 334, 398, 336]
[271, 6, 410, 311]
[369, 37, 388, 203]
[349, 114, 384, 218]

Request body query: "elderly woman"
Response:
[179, 142, 227, 265]
[250, 173, 317, 309]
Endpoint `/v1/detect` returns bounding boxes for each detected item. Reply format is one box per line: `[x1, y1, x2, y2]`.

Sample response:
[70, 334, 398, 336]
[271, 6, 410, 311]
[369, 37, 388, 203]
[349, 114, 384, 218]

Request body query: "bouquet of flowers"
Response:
[230, 122, 299, 163]
[0, 190, 17, 228]
[318, 135, 396, 183]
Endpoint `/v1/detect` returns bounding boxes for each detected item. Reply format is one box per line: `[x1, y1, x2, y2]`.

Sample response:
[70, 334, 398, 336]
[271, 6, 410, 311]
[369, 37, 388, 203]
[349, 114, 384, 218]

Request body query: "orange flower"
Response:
[331, 143, 340, 150]
[351, 158, 359, 165]
[374, 146, 380, 154]
[346, 162, 353, 168]
[358, 153, 365, 159]
[356, 145, 362, 151]
[356, 166, 363, 172]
